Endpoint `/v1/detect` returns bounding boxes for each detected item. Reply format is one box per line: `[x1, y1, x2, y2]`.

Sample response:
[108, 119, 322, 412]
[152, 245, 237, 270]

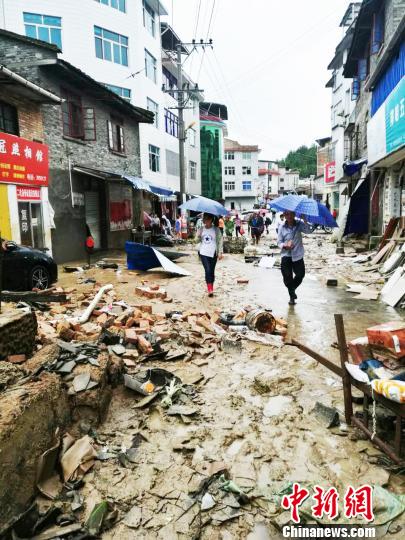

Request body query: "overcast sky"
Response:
[165, 0, 352, 160]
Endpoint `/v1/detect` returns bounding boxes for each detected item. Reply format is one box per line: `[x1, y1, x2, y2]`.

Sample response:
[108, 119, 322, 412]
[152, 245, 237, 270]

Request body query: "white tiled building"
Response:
[0, 0, 202, 195]
[223, 138, 260, 211]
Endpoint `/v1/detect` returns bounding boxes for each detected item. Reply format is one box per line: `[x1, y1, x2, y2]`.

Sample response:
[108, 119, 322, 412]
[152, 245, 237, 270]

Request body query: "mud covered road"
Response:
[55, 231, 404, 539]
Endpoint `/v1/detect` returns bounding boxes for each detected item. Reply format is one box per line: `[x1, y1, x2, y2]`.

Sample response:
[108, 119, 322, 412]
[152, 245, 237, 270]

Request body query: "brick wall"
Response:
[0, 89, 44, 141]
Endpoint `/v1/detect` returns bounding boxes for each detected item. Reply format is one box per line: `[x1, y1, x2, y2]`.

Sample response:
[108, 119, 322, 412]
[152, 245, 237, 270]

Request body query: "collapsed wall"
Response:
[0, 310, 37, 360]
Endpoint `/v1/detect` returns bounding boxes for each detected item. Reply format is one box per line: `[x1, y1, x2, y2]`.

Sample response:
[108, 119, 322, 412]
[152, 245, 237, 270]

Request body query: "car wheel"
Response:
[29, 265, 50, 290]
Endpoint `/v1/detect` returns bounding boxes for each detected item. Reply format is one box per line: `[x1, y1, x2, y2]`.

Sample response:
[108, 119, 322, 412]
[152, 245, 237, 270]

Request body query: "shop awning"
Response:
[343, 158, 368, 177]
[123, 175, 153, 192]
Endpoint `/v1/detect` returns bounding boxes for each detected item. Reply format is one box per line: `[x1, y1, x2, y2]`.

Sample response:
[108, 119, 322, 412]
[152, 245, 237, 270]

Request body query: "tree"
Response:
[280, 145, 317, 178]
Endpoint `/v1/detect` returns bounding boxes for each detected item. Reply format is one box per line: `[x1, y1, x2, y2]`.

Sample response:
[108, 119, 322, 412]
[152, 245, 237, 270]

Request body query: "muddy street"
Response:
[1, 229, 404, 539]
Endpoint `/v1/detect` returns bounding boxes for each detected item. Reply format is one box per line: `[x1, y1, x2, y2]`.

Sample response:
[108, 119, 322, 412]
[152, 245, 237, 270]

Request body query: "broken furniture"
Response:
[292, 314, 404, 464]
[131, 229, 151, 246]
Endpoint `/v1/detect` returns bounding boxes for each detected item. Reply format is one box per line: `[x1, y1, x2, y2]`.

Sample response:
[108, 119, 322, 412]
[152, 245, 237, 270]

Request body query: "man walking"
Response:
[277, 211, 312, 305]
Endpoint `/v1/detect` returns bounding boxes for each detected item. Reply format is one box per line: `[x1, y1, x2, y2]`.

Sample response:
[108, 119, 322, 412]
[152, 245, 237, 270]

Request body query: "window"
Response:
[107, 117, 125, 153]
[162, 66, 177, 96]
[242, 181, 252, 191]
[242, 166, 252, 175]
[242, 152, 251, 160]
[224, 181, 235, 191]
[225, 151, 234, 160]
[23, 12, 62, 49]
[0, 101, 19, 135]
[188, 127, 196, 147]
[225, 166, 235, 175]
[189, 161, 197, 180]
[166, 150, 179, 175]
[145, 49, 157, 82]
[164, 109, 179, 137]
[94, 26, 128, 66]
[61, 89, 96, 140]
[351, 77, 360, 101]
[147, 98, 159, 128]
[149, 144, 160, 172]
[105, 84, 131, 100]
[95, 0, 126, 13]
[143, 1, 156, 37]
[371, 8, 384, 54]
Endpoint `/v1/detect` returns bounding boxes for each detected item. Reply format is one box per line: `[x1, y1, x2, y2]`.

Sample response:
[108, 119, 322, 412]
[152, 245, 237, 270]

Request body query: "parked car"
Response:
[1, 241, 58, 291]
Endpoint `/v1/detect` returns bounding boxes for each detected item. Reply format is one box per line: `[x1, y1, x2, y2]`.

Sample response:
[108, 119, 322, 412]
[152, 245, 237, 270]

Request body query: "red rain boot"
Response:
[207, 283, 214, 297]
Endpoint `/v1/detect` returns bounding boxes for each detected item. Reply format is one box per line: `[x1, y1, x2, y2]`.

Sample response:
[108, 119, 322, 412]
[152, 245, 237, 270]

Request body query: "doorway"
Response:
[85, 191, 101, 249]
[18, 201, 44, 249]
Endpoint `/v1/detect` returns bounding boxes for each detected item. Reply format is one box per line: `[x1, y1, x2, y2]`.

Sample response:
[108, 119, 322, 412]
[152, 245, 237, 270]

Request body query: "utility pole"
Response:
[162, 39, 212, 203]
[176, 43, 186, 204]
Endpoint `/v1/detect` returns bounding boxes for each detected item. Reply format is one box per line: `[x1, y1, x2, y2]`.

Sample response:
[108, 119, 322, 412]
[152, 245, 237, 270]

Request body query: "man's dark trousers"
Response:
[281, 256, 305, 297]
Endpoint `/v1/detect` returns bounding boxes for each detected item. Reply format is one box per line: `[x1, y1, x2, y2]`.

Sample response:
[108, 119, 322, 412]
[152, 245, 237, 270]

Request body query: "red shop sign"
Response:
[16, 186, 41, 201]
[0, 132, 49, 187]
[325, 161, 336, 184]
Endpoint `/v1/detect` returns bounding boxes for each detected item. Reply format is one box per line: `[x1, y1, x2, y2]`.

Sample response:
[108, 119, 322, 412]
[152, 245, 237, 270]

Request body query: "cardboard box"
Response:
[367, 322, 405, 359]
[348, 336, 372, 365]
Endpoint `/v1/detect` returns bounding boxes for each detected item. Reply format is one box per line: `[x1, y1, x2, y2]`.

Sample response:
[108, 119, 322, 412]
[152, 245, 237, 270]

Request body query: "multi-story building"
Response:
[0, 0, 202, 199]
[0, 57, 62, 254]
[343, 0, 405, 236]
[322, 3, 361, 215]
[199, 102, 228, 201]
[0, 29, 153, 263]
[223, 138, 260, 211]
[258, 159, 281, 198]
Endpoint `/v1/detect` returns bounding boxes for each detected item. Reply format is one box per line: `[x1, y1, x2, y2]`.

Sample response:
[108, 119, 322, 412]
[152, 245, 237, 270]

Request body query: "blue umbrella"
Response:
[306, 202, 338, 228]
[270, 194, 320, 217]
[179, 196, 228, 216]
[270, 194, 338, 228]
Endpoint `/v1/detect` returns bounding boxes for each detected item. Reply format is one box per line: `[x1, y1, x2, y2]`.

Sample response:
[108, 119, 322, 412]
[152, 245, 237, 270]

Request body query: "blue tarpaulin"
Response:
[343, 158, 368, 177]
[344, 179, 370, 236]
[150, 185, 175, 197]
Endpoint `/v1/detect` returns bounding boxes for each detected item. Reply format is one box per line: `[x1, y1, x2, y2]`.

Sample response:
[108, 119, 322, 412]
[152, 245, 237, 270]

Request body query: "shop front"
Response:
[0, 132, 52, 253]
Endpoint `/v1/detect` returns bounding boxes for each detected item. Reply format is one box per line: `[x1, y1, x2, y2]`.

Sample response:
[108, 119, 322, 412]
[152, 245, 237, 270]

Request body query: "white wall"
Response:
[223, 149, 259, 209]
[0, 0, 201, 194]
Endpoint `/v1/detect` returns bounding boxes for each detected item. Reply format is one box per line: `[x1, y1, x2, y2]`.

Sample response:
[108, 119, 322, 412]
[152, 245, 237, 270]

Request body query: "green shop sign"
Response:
[385, 76, 405, 154]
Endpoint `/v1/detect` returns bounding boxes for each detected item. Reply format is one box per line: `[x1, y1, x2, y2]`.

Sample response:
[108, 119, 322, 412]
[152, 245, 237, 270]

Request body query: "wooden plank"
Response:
[335, 314, 354, 424]
[379, 218, 400, 250]
[351, 416, 402, 464]
[370, 241, 394, 265]
[1, 291, 67, 303]
[291, 339, 343, 377]
[395, 416, 402, 456]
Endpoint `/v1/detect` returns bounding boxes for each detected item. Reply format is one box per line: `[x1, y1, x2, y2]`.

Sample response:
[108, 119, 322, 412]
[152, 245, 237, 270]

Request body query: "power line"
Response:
[197, 0, 216, 83]
[230, 8, 341, 88]
[193, 0, 202, 39]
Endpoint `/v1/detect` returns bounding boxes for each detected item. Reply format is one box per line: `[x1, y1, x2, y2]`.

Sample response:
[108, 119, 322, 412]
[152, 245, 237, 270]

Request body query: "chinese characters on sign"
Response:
[325, 161, 336, 184]
[281, 483, 374, 524]
[16, 187, 41, 201]
[0, 132, 49, 187]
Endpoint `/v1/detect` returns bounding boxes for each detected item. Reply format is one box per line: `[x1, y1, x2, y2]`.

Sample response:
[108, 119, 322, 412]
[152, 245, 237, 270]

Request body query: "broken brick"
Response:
[7, 354, 26, 364]
[135, 304, 152, 314]
[125, 328, 138, 344]
[97, 313, 108, 325]
[137, 335, 153, 354]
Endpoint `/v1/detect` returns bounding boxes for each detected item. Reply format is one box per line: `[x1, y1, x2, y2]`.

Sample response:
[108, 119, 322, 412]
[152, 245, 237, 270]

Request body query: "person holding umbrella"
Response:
[277, 211, 312, 305]
[197, 213, 223, 297]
